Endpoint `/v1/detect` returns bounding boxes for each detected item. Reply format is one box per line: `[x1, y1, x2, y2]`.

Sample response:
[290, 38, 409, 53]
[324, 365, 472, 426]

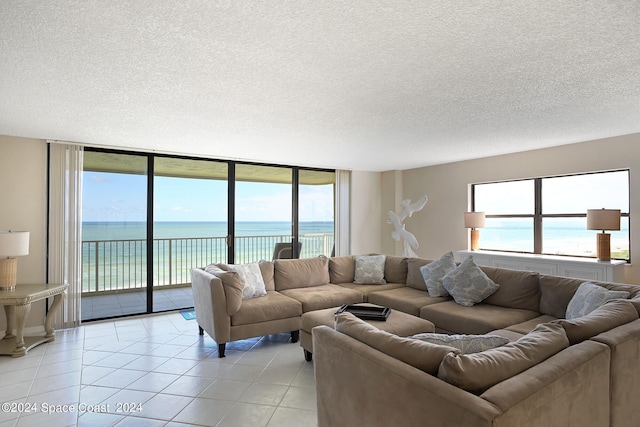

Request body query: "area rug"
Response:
[181, 310, 196, 320]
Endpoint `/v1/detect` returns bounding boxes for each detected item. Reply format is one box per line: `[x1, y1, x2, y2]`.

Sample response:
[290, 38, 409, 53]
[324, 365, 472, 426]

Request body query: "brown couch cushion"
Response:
[554, 299, 639, 345]
[280, 284, 363, 312]
[335, 312, 460, 375]
[406, 257, 433, 290]
[329, 256, 355, 284]
[384, 255, 408, 284]
[437, 322, 569, 394]
[259, 261, 276, 292]
[274, 256, 330, 290]
[369, 287, 449, 316]
[420, 301, 540, 335]
[231, 291, 302, 326]
[482, 267, 541, 312]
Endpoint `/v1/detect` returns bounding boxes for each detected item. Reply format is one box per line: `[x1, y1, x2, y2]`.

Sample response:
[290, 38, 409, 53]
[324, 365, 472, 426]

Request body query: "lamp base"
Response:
[596, 232, 611, 261]
[470, 229, 480, 251]
[0, 258, 17, 290]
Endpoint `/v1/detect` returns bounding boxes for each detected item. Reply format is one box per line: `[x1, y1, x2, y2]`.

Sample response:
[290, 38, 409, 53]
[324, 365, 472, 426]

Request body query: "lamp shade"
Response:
[0, 231, 30, 257]
[586, 209, 621, 231]
[464, 212, 485, 229]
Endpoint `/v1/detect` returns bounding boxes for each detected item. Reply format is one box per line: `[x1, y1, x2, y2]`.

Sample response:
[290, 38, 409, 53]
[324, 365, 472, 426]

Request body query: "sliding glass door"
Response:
[299, 170, 335, 257]
[153, 157, 228, 312]
[234, 164, 293, 263]
[81, 151, 148, 320]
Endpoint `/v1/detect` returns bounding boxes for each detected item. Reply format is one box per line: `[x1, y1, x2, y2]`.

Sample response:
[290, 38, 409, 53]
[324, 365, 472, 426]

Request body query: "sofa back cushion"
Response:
[554, 299, 639, 345]
[384, 255, 408, 283]
[335, 312, 460, 375]
[406, 257, 433, 290]
[539, 275, 639, 318]
[259, 261, 276, 292]
[204, 265, 243, 316]
[329, 256, 355, 284]
[437, 322, 569, 394]
[482, 267, 541, 312]
[274, 256, 330, 291]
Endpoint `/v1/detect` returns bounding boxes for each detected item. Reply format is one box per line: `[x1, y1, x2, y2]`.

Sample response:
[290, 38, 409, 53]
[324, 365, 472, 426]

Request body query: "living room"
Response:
[1, 2, 640, 426]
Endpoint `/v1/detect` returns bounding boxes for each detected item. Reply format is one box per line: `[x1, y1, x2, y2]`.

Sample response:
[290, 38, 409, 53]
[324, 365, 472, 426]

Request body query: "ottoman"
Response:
[300, 303, 435, 361]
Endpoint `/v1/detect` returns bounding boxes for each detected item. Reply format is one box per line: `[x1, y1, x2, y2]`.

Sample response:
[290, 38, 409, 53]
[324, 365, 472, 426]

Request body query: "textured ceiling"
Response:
[1, 1, 639, 171]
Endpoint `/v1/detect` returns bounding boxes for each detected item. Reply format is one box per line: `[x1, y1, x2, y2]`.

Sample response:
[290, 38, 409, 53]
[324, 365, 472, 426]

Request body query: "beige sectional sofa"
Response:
[191, 253, 640, 426]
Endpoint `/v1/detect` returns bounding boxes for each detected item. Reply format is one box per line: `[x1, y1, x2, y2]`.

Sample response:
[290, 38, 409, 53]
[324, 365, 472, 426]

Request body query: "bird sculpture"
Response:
[387, 195, 428, 257]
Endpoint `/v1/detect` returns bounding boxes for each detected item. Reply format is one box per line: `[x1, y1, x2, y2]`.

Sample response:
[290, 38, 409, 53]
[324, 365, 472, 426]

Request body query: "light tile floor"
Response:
[0, 312, 317, 427]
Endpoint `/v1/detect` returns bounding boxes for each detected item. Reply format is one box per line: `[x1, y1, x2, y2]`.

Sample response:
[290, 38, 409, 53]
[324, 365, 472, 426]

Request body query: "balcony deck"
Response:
[82, 285, 194, 320]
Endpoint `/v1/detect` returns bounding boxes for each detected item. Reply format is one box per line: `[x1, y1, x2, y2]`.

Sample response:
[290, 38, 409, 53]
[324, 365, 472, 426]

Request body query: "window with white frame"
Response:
[471, 170, 630, 261]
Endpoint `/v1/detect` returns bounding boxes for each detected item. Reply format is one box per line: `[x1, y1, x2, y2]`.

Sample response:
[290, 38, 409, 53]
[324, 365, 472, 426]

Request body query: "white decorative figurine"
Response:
[387, 195, 428, 257]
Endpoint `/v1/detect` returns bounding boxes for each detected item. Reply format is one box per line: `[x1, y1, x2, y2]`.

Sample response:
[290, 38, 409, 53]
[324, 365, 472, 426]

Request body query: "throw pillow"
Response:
[437, 322, 569, 394]
[442, 257, 500, 307]
[411, 333, 509, 354]
[353, 255, 387, 284]
[565, 281, 629, 320]
[335, 312, 460, 375]
[228, 262, 268, 299]
[419, 251, 456, 297]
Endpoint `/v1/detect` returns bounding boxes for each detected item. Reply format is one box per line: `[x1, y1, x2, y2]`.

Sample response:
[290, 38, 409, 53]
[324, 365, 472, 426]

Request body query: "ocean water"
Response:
[480, 218, 630, 257]
[83, 221, 334, 241]
[81, 221, 335, 292]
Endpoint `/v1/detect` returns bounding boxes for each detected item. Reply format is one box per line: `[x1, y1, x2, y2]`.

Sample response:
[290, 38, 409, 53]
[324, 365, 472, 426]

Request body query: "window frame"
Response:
[471, 169, 630, 261]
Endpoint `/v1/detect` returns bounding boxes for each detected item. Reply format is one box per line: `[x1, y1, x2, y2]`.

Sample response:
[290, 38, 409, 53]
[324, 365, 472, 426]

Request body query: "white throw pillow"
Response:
[228, 262, 268, 299]
[442, 256, 499, 307]
[420, 252, 456, 297]
[353, 255, 387, 284]
[411, 333, 510, 354]
[565, 282, 629, 320]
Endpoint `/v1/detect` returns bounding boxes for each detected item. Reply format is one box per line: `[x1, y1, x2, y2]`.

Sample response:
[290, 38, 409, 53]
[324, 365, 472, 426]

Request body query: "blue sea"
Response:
[81, 221, 335, 292]
[83, 221, 334, 241]
[481, 218, 629, 257]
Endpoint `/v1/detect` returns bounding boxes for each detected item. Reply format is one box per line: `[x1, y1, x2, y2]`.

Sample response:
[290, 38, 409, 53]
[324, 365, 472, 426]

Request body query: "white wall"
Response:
[0, 135, 48, 330]
[349, 171, 383, 255]
[389, 134, 640, 284]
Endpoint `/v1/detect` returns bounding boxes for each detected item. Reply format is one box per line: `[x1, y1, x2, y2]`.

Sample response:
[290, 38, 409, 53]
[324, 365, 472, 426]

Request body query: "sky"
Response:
[82, 172, 334, 222]
[474, 170, 629, 215]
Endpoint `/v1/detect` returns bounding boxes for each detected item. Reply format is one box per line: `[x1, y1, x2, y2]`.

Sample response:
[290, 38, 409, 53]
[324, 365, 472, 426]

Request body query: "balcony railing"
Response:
[81, 233, 334, 294]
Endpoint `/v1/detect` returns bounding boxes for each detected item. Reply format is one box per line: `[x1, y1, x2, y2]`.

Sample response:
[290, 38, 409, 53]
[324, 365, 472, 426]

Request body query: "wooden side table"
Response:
[0, 283, 68, 357]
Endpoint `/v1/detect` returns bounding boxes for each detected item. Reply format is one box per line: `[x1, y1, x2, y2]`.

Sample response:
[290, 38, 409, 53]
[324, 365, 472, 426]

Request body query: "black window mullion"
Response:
[292, 168, 300, 258]
[146, 155, 154, 314]
[533, 178, 542, 254]
[227, 162, 235, 264]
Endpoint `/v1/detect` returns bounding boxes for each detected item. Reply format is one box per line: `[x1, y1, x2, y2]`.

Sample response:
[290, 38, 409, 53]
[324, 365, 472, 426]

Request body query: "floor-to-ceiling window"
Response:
[234, 164, 293, 263]
[81, 149, 335, 321]
[81, 151, 149, 320]
[153, 157, 229, 312]
[299, 170, 335, 257]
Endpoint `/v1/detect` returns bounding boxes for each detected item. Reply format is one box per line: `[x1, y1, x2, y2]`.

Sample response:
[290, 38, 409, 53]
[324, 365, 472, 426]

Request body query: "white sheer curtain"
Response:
[48, 142, 83, 328]
[334, 170, 351, 256]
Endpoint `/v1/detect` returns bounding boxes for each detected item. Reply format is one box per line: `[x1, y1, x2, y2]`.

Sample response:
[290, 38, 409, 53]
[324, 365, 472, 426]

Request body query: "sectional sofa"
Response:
[191, 253, 640, 427]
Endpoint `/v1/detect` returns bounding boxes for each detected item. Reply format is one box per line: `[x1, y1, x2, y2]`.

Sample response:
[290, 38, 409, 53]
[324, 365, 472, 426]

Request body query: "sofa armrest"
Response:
[312, 325, 501, 427]
[190, 268, 231, 344]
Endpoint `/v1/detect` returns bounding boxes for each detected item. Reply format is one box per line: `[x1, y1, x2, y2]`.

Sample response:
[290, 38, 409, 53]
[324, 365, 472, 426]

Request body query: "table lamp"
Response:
[464, 212, 485, 251]
[586, 209, 620, 261]
[0, 231, 30, 290]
